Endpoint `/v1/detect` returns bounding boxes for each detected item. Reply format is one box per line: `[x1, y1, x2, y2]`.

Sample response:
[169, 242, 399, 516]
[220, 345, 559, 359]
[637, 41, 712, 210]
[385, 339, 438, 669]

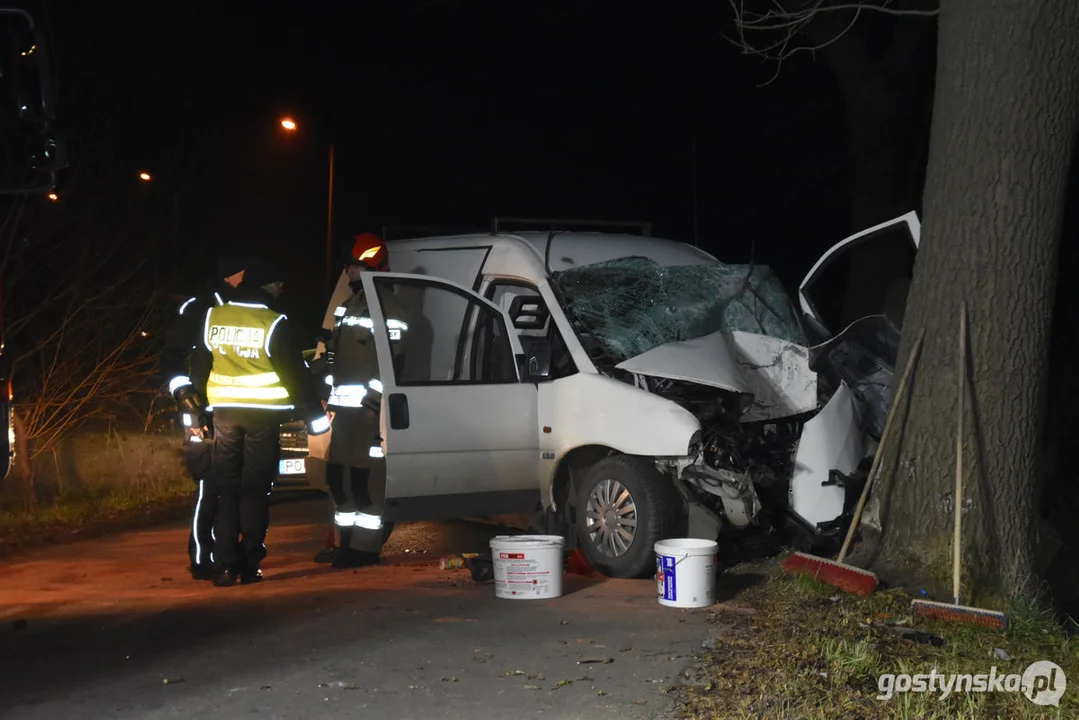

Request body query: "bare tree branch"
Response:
[723, 0, 939, 83]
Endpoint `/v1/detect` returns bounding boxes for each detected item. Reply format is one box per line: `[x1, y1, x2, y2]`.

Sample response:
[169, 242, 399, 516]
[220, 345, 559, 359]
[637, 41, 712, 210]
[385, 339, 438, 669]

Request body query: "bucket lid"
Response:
[491, 534, 565, 548]
[655, 538, 718, 553]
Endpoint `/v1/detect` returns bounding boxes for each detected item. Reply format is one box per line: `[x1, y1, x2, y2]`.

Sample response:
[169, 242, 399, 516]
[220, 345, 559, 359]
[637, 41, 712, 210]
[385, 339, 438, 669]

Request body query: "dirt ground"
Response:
[0, 493, 720, 720]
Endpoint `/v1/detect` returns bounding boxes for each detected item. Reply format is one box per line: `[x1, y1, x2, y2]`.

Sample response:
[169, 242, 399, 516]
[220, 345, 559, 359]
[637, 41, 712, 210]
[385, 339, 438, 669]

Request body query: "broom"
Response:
[782, 327, 926, 596]
[911, 302, 1008, 630]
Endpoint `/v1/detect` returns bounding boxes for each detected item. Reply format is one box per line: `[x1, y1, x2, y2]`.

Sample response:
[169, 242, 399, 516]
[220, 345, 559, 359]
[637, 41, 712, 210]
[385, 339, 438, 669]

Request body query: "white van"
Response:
[305, 213, 921, 578]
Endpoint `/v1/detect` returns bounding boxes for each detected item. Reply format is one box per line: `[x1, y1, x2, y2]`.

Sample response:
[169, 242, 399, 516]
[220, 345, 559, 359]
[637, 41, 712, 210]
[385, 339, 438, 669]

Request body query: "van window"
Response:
[373, 278, 517, 385]
[485, 281, 577, 380]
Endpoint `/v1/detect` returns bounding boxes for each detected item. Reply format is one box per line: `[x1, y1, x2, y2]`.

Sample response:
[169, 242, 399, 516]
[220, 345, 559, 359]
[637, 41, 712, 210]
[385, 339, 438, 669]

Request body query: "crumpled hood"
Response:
[615, 330, 818, 422]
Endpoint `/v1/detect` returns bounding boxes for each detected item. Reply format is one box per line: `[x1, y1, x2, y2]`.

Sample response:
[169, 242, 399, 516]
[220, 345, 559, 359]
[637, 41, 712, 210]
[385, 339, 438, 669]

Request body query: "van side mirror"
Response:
[526, 343, 552, 380]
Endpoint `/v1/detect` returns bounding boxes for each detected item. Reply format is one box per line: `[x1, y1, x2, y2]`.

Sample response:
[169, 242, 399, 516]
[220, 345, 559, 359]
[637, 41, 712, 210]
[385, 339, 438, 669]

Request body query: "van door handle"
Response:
[388, 393, 410, 430]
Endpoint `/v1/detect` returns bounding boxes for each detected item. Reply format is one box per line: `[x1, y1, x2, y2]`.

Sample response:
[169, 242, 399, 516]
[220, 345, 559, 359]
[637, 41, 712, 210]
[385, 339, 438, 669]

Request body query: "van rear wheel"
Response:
[575, 454, 676, 578]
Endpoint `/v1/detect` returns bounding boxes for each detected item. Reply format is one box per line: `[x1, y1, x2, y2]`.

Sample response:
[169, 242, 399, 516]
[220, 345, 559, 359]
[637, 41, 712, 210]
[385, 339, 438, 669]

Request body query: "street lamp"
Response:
[279, 116, 335, 294]
[138, 171, 152, 181]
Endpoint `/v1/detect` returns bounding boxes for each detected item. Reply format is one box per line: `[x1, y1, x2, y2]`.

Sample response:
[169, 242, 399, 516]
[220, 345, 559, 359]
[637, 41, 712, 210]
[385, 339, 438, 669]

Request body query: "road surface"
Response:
[0, 493, 720, 719]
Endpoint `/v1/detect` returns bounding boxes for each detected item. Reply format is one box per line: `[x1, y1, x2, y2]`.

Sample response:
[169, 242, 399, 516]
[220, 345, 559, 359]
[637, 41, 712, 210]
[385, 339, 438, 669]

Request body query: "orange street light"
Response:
[280, 117, 297, 131]
[47, 191, 58, 202]
[139, 171, 152, 181]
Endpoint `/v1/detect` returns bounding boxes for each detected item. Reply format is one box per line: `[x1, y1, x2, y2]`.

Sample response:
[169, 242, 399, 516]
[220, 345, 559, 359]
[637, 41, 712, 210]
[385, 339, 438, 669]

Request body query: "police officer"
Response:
[317, 233, 408, 568]
[191, 254, 329, 586]
[160, 274, 228, 581]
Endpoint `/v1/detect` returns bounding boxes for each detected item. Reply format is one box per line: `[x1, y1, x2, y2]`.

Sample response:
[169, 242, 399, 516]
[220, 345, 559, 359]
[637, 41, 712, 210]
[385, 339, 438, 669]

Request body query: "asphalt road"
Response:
[0, 492, 722, 720]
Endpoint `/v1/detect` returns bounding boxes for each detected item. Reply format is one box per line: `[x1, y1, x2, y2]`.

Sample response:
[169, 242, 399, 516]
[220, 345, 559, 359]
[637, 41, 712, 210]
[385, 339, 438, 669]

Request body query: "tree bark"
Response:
[874, 0, 1079, 604]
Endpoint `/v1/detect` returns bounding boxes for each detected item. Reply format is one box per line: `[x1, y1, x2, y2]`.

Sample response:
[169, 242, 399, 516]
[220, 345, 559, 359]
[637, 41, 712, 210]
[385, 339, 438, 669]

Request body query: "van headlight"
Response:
[687, 430, 702, 459]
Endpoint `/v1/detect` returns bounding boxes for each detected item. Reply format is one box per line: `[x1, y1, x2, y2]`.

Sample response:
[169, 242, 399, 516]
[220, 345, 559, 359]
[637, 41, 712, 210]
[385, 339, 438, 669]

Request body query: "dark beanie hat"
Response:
[242, 255, 281, 288]
[217, 252, 246, 279]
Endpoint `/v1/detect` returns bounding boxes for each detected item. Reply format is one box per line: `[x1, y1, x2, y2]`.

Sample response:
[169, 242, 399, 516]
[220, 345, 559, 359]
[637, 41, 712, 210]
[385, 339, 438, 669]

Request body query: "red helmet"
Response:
[348, 233, 389, 271]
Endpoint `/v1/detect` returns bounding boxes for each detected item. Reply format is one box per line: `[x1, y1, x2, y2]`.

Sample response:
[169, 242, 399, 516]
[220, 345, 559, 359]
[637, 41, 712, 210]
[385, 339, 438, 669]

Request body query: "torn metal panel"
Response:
[728, 331, 817, 422]
[614, 330, 818, 422]
[615, 331, 748, 395]
[810, 315, 902, 440]
[789, 381, 864, 529]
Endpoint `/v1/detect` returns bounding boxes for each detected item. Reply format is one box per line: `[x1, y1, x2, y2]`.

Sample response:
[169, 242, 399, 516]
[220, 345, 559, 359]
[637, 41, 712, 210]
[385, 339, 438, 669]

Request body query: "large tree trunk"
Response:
[874, 0, 1079, 604]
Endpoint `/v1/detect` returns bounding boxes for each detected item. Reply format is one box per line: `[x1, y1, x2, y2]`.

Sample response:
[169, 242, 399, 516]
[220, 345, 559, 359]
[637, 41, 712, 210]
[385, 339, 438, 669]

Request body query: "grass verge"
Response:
[675, 565, 1079, 719]
[0, 477, 195, 559]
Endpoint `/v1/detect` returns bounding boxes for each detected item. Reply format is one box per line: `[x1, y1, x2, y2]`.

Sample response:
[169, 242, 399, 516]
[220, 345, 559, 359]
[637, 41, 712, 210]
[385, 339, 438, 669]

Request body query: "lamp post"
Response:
[280, 117, 335, 295]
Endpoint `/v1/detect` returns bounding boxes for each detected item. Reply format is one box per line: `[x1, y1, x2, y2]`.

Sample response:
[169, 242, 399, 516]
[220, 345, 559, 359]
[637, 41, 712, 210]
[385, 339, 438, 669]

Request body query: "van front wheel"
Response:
[575, 455, 675, 578]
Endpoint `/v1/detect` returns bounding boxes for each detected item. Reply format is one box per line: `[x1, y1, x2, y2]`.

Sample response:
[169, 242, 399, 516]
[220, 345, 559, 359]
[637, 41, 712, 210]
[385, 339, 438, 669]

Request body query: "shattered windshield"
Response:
[550, 257, 806, 363]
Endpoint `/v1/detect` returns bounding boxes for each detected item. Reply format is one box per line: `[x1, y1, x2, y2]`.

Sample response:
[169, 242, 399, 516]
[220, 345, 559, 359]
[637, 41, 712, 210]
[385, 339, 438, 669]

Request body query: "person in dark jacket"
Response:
[160, 278, 226, 581]
[190, 255, 329, 586]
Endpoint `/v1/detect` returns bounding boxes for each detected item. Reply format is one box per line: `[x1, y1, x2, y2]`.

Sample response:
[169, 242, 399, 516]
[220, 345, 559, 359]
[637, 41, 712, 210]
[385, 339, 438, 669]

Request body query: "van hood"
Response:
[615, 330, 818, 422]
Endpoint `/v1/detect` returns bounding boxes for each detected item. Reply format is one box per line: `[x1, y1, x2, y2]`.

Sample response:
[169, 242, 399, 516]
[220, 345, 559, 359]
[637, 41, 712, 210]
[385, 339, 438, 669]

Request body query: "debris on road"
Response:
[437, 552, 494, 581]
[162, 677, 184, 685]
[439, 553, 479, 569]
[577, 657, 614, 665]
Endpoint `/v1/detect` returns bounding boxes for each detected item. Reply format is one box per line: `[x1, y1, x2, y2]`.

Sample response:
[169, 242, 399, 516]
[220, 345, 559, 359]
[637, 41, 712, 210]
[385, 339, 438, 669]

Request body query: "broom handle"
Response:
[954, 302, 967, 605]
[837, 328, 925, 564]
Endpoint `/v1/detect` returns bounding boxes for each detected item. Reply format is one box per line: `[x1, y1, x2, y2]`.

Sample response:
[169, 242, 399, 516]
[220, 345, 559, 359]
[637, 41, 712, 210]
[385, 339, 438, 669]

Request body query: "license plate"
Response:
[279, 458, 305, 475]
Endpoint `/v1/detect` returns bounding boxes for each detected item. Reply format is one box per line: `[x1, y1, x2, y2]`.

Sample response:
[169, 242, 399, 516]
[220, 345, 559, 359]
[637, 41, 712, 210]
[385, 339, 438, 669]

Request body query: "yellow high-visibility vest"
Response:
[203, 301, 293, 410]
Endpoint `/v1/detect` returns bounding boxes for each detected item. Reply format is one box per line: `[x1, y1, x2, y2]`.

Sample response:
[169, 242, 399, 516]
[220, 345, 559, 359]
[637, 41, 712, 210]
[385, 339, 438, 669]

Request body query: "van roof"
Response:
[387, 230, 720, 273]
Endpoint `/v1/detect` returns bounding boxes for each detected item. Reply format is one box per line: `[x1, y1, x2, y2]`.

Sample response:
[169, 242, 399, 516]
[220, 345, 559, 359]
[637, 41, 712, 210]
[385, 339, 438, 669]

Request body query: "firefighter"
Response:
[160, 276, 226, 581]
[316, 233, 408, 568]
[191, 254, 330, 586]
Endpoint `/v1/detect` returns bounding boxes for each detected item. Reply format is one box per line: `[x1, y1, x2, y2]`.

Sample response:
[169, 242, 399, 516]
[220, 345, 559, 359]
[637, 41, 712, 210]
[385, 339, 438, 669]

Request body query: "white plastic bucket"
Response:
[655, 538, 718, 608]
[490, 534, 565, 600]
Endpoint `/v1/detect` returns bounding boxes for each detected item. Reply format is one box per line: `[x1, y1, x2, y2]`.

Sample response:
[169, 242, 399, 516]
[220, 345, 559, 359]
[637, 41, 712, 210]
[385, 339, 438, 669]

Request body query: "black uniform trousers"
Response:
[183, 438, 217, 569]
[209, 408, 282, 572]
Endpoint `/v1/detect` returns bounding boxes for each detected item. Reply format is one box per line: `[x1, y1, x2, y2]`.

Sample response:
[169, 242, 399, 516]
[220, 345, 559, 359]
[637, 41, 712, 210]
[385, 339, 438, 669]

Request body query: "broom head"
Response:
[910, 598, 1008, 630]
[781, 551, 879, 596]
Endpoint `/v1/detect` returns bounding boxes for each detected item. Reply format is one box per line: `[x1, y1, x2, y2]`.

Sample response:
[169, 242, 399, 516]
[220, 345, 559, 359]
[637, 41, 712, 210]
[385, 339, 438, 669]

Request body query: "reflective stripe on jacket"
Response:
[328, 288, 408, 408]
[203, 301, 293, 410]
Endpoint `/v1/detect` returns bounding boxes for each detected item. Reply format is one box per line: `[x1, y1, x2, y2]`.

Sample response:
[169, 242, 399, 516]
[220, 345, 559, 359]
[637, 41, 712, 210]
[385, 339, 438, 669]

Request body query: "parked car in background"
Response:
[274, 420, 311, 491]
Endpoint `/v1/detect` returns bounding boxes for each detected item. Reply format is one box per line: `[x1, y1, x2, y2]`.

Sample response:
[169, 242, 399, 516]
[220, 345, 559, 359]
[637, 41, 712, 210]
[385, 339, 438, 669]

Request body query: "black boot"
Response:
[190, 563, 216, 581]
[314, 546, 341, 564]
[212, 568, 238, 587]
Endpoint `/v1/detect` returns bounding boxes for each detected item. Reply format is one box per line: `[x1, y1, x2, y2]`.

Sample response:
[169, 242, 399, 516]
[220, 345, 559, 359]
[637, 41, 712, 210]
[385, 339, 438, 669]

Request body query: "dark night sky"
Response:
[37, 0, 860, 328]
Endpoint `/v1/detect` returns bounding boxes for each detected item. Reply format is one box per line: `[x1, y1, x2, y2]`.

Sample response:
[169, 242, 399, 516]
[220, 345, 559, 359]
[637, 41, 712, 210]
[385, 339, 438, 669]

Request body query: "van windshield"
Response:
[549, 257, 806, 364]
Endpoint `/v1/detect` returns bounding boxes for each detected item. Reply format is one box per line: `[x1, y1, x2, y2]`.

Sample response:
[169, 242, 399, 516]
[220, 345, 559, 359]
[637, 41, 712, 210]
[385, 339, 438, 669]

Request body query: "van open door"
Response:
[798, 212, 921, 344]
[359, 271, 542, 522]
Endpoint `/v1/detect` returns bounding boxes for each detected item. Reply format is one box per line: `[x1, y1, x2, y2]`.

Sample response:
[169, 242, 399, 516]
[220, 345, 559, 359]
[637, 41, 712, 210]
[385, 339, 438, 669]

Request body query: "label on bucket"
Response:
[657, 554, 677, 602]
[494, 552, 557, 598]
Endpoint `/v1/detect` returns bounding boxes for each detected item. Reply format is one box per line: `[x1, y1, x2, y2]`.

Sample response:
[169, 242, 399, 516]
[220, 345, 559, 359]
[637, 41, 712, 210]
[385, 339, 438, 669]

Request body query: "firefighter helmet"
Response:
[347, 233, 389, 271]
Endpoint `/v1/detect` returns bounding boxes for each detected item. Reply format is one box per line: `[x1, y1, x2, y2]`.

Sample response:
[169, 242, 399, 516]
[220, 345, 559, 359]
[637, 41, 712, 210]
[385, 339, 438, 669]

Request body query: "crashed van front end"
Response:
[549, 215, 919, 549]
